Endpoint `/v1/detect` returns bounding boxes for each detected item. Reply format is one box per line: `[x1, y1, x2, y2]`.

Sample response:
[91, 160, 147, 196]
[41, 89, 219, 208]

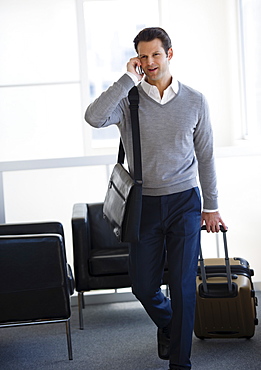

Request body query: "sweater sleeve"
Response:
[85, 74, 135, 128]
[194, 95, 218, 210]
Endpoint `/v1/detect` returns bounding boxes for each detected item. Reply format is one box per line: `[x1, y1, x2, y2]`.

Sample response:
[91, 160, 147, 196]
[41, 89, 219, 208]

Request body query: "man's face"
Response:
[137, 38, 173, 84]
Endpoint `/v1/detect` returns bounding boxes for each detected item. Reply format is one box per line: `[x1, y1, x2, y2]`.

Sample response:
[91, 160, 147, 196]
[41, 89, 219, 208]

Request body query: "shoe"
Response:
[157, 323, 171, 360]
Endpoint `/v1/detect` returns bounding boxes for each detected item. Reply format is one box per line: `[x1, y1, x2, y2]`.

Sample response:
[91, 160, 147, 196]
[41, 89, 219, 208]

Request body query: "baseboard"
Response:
[254, 281, 261, 291]
[71, 283, 261, 307]
[71, 291, 137, 307]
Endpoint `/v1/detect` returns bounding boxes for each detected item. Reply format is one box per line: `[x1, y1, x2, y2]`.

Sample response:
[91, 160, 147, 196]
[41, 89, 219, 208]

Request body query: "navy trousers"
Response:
[129, 188, 201, 369]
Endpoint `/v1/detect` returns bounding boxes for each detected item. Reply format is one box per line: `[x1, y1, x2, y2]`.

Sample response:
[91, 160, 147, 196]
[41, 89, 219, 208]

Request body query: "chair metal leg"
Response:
[66, 319, 73, 360]
[78, 292, 84, 330]
[81, 291, 85, 309]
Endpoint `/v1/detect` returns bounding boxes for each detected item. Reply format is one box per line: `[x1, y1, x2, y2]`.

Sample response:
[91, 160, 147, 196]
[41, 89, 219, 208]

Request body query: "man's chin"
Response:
[147, 70, 159, 78]
[147, 75, 160, 83]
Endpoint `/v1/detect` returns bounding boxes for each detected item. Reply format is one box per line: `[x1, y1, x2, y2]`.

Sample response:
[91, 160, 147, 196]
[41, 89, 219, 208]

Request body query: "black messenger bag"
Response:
[103, 86, 142, 243]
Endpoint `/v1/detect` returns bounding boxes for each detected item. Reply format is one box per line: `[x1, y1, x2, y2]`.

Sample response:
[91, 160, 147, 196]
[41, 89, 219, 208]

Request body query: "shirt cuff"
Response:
[126, 71, 139, 85]
[202, 209, 219, 213]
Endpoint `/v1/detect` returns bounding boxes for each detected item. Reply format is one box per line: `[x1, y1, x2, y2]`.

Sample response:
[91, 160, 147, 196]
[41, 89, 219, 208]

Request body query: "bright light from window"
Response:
[83, 0, 159, 148]
[241, 0, 261, 138]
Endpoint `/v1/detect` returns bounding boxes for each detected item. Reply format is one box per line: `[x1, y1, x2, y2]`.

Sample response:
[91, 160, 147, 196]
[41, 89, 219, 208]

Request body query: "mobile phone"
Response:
[137, 66, 144, 75]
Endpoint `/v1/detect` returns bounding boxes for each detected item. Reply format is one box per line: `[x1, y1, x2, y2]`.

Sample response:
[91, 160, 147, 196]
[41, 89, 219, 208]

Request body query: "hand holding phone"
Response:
[127, 57, 144, 80]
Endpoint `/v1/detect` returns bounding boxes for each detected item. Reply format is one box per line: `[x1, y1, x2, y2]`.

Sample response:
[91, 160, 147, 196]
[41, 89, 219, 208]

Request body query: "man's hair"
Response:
[133, 27, 172, 55]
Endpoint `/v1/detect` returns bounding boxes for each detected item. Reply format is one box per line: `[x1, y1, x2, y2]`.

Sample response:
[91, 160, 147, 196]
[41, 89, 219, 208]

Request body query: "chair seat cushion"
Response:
[89, 247, 129, 276]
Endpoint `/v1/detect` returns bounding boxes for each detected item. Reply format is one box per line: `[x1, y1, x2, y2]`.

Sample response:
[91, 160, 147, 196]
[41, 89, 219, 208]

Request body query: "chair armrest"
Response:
[71, 203, 91, 292]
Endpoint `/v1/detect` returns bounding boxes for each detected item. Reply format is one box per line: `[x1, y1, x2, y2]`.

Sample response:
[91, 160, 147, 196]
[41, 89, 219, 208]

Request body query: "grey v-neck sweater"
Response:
[86, 74, 218, 210]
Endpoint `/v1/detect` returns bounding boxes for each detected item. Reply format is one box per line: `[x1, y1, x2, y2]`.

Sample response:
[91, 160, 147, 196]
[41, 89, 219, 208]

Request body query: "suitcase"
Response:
[194, 225, 258, 339]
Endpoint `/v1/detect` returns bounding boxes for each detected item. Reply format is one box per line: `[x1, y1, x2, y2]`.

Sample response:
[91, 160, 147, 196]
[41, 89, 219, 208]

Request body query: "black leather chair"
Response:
[0, 222, 74, 360]
[72, 202, 168, 329]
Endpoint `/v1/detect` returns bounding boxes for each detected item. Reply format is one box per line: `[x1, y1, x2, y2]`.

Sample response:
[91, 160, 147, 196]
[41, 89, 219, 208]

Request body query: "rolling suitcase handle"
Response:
[200, 225, 233, 294]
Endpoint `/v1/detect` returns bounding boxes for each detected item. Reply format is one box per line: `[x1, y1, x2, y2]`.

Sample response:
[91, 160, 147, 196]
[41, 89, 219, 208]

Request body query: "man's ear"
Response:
[167, 48, 173, 61]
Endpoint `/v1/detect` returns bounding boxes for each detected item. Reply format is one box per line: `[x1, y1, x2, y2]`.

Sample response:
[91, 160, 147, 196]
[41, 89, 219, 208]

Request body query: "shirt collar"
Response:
[141, 77, 179, 95]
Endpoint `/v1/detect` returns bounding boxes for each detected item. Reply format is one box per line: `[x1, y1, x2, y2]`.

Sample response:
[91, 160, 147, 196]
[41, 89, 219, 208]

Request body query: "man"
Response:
[85, 27, 226, 370]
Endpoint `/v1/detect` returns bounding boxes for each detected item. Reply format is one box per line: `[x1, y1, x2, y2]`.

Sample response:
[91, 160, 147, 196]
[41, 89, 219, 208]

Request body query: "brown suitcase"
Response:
[194, 226, 258, 339]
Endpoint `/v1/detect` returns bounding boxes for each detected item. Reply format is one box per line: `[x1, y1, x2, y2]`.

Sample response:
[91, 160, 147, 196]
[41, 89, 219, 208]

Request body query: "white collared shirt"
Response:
[140, 78, 179, 104]
[126, 71, 178, 104]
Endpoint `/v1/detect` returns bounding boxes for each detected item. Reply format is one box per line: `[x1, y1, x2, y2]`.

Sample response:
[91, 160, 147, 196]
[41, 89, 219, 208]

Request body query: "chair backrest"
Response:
[0, 233, 71, 324]
[88, 203, 129, 250]
[0, 221, 65, 239]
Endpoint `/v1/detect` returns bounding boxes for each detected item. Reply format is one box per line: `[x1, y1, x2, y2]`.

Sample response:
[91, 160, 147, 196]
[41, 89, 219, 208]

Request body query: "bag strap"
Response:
[117, 86, 142, 183]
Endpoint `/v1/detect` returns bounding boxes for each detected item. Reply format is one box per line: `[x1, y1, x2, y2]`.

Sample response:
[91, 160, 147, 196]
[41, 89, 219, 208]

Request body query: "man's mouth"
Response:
[148, 67, 158, 72]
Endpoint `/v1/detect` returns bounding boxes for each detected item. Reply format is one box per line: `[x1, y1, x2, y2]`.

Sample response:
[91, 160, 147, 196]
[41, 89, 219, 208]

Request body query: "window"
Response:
[0, 0, 83, 161]
[82, 0, 159, 149]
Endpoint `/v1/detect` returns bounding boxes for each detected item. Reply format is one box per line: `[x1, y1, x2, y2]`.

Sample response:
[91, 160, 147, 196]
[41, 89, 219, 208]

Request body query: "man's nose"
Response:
[147, 56, 154, 65]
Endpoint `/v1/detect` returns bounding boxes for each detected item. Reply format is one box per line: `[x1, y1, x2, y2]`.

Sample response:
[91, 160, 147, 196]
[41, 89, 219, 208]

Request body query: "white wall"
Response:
[3, 165, 109, 267]
[203, 154, 261, 285]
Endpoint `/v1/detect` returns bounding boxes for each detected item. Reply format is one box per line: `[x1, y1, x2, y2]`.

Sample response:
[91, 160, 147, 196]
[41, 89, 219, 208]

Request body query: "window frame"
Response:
[238, 0, 261, 141]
